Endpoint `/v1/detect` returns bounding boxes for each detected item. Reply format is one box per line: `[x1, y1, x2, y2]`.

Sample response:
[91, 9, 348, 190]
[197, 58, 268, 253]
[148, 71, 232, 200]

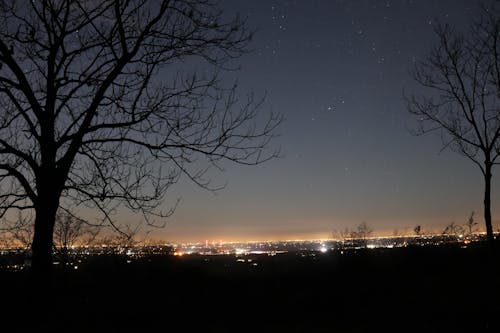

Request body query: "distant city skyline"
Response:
[138, 0, 498, 243]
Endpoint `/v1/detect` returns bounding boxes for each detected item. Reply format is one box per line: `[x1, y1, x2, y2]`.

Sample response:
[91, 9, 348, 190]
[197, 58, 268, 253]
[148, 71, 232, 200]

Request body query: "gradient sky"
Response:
[148, 0, 499, 243]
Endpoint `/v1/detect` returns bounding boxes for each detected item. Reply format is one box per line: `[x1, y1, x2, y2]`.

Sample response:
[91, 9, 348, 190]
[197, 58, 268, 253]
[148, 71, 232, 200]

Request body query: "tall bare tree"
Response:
[407, 5, 500, 245]
[0, 0, 280, 271]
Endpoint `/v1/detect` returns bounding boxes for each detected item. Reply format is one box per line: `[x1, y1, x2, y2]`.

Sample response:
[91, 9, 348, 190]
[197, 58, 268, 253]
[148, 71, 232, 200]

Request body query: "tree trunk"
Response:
[31, 198, 59, 273]
[484, 165, 494, 245]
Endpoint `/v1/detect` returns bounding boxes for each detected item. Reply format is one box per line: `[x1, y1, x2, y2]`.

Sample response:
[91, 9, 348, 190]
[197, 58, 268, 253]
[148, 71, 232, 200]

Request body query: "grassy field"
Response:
[1, 242, 499, 332]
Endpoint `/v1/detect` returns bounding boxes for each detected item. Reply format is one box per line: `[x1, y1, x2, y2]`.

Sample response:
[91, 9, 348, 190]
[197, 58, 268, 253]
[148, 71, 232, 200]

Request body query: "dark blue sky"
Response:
[154, 0, 498, 242]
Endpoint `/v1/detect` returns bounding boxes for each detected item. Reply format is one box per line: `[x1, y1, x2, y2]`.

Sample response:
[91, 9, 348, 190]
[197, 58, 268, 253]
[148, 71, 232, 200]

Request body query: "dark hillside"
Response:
[1, 243, 499, 332]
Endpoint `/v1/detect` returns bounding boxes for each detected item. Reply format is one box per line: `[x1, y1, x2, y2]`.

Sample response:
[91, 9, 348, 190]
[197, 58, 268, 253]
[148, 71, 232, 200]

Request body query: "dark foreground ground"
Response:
[1, 242, 500, 333]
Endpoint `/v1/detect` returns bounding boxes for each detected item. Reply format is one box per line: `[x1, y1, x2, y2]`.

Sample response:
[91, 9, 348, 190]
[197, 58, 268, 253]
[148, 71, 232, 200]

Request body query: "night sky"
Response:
[153, 0, 498, 243]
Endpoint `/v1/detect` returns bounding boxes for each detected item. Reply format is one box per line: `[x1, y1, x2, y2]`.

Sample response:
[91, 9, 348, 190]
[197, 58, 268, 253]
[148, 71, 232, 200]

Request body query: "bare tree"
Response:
[0, 0, 281, 271]
[335, 227, 352, 241]
[407, 5, 500, 245]
[3, 212, 34, 250]
[0, 231, 13, 248]
[355, 222, 372, 248]
[2, 209, 99, 264]
[464, 211, 478, 235]
[53, 210, 99, 265]
[414, 225, 422, 236]
[442, 222, 465, 237]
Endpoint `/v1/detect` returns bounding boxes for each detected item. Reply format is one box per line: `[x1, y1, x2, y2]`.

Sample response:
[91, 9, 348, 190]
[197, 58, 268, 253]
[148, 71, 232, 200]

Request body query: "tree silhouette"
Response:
[414, 225, 422, 236]
[335, 227, 352, 241]
[2, 212, 34, 250]
[356, 222, 372, 248]
[442, 222, 464, 238]
[464, 211, 478, 235]
[0, 0, 280, 271]
[53, 211, 99, 266]
[407, 5, 500, 245]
